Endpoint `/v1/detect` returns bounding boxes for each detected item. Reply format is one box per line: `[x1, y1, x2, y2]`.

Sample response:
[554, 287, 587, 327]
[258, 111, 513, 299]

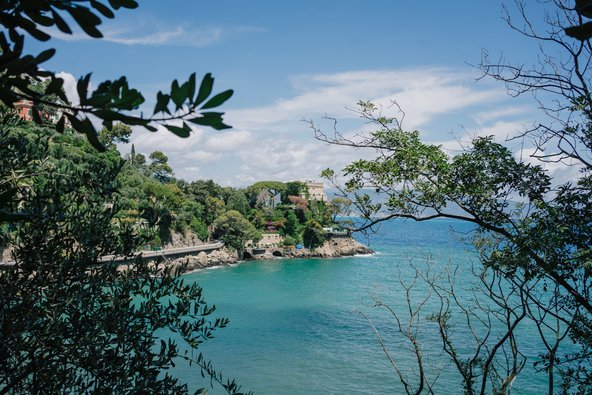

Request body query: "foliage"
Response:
[223, 188, 250, 216]
[302, 219, 325, 249]
[99, 122, 132, 148]
[0, 120, 246, 394]
[0, 0, 233, 152]
[281, 181, 306, 203]
[212, 210, 261, 252]
[328, 197, 352, 222]
[246, 181, 286, 208]
[281, 210, 302, 241]
[148, 150, 173, 183]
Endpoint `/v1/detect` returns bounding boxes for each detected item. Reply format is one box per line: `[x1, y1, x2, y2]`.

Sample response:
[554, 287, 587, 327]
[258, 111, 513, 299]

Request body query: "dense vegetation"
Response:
[115, 140, 346, 252]
[0, 1, 243, 393]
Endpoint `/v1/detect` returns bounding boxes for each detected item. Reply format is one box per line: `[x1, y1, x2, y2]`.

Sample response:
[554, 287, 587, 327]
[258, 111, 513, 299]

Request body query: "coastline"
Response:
[167, 237, 373, 273]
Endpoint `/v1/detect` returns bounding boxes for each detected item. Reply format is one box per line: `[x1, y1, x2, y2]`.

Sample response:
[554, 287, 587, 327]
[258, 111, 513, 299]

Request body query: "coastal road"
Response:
[0, 241, 225, 269]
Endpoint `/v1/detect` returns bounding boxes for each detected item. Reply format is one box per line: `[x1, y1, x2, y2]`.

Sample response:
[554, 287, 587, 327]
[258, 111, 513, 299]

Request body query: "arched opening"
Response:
[243, 251, 253, 260]
[272, 250, 283, 257]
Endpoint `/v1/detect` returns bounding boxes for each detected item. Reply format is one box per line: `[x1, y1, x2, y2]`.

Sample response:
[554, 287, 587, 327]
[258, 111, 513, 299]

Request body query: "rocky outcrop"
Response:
[252, 237, 372, 260]
[168, 247, 238, 272]
[164, 237, 372, 273]
[164, 231, 204, 249]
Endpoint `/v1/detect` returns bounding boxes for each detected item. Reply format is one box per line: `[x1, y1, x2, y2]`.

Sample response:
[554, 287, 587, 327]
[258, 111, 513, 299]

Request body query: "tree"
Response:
[139, 179, 184, 244]
[0, 1, 233, 152]
[0, 121, 246, 394]
[203, 196, 226, 227]
[311, 1, 592, 392]
[99, 123, 132, 148]
[148, 151, 173, 183]
[224, 188, 250, 216]
[246, 181, 286, 208]
[281, 181, 306, 204]
[212, 210, 261, 253]
[0, 2, 247, 393]
[282, 210, 302, 242]
[302, 219, 325, 249]
[328, 197, 352, 223]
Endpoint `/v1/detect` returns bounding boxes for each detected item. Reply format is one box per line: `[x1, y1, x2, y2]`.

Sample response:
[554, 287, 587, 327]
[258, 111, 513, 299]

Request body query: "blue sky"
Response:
[28, 1, 565, 186]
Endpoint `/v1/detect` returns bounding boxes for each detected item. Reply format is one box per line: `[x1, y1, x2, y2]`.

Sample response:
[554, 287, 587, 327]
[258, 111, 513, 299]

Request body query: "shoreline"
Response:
[168, 237, 374, 274]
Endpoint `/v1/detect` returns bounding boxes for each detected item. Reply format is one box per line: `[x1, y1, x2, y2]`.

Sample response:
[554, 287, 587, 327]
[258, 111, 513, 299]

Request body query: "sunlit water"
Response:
[172, 219, 552, 394]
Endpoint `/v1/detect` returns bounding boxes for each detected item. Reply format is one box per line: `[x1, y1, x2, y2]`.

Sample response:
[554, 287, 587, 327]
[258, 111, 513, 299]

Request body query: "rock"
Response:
[164, 231, 204, 249]
[155, 237, 371, 274]
[260, 237, 373, 260]
[197, 251, 208, 266]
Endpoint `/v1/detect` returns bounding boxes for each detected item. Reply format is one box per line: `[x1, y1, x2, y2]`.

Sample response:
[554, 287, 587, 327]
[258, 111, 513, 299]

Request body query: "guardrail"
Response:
[0, 241, 224, 269]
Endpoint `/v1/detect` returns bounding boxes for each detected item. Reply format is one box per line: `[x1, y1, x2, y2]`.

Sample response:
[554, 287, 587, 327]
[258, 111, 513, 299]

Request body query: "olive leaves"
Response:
[0, 1, 233, 152]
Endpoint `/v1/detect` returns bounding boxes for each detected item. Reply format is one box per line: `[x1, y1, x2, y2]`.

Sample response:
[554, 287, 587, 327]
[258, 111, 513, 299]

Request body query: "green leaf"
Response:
[576, 0, 592, 18]
[165, 124, 191, 138]
[56, 116, 65, 134]
[187, 115, 231, 130]
[77, 74, 92, 105]
[34, 48, 55, 65]
[21, 24, 51, 41]
[187, 73, 196, 104]
[25, 10, 54, 27]
[31, 107, 43, 124]
[67, 8, 103, 38]
[46, 77, 67, 102]
[109, 0, 139, 9]
[66, 113, 106, 152]
[51, 9, 72, 34]
[195, 73, 213, 106]
[200, 89, 233, 110]
[153, 92, 171, 115]
[90, 0, 115, 18]
[170, 79, 188, 110]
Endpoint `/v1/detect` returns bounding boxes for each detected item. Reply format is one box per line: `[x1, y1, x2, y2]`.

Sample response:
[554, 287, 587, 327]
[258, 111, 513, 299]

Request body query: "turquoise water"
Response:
[176, 219, 551, 394]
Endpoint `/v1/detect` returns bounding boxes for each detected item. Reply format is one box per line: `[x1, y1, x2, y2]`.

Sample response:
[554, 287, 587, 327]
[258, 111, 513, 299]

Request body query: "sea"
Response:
[172, 219, 556, 394]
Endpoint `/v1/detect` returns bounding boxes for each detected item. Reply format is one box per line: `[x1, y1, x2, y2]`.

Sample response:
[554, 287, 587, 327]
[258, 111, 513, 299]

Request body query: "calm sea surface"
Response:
[174, 219, 552, 394]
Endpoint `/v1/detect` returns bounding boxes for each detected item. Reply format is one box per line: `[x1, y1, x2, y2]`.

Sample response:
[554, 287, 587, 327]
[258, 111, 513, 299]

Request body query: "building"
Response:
[245, 232, 284, 248]
[300, 181, 327, 202]
[14, 100, 34, 121]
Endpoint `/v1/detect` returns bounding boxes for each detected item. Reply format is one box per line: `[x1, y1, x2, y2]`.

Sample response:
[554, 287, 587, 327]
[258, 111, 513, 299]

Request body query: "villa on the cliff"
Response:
[246, 232, 284, 249]
[300, 180, 327, 202]
[14, 99, 63, 124]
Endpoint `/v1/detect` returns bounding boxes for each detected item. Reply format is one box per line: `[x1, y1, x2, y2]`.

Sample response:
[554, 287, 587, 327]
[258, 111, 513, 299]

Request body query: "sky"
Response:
[26, 1, 572, 187]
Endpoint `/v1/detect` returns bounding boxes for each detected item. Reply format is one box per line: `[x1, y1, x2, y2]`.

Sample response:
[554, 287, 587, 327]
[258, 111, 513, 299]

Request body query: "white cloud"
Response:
[102, 25, 223, 47]
[202, 130, 253, 152]
[471, 120, 532, 141]
[44, 20, 262, 47]
[475, 106, 531, 123]
[227, 68, 506, 133]
[113, 67, 537, 187]
[182, 150, 222, 162]
[55, 71, 79, 106]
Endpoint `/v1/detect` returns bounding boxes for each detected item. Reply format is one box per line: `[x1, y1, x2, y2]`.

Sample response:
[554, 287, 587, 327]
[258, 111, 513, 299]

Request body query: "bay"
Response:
[174, 219, 551, 394]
